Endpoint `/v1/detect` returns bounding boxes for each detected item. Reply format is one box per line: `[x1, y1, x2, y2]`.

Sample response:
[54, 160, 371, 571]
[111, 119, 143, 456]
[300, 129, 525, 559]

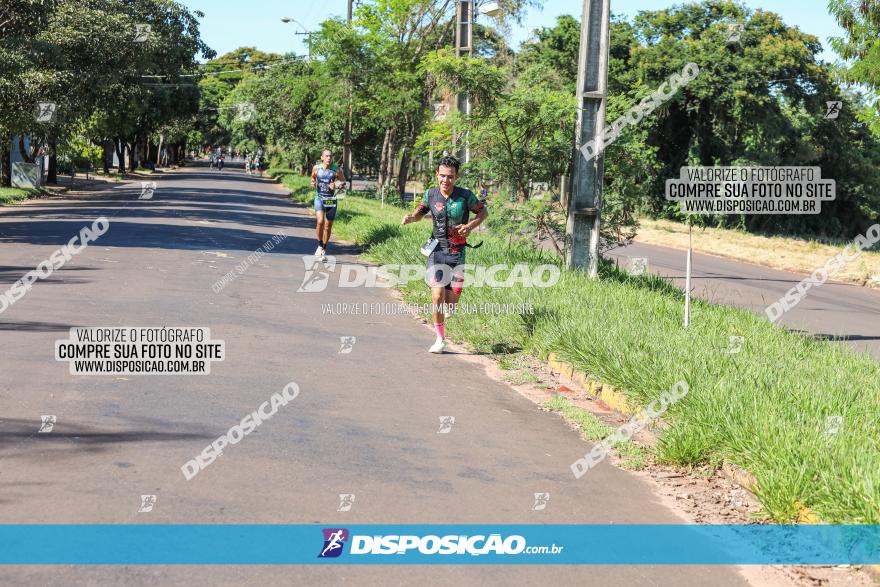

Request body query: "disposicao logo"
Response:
[319, 528, 349, 558]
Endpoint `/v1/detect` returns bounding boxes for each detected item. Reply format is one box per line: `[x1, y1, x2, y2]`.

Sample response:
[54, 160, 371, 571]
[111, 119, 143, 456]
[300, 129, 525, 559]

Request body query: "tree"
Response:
[828, 0, 880, 93]
[606, 0, 880, 237]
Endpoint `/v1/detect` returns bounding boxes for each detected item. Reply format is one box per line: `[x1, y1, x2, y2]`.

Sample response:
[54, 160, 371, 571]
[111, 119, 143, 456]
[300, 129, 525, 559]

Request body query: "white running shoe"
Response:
[319, 247, 327, 262]
[443, 304, 455, 319]
[429, 338, 447, 354]
[314, 246, 324, 258]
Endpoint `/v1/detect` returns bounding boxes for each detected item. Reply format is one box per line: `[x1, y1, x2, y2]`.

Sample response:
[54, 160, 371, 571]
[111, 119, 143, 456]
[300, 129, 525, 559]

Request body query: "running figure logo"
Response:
[38, 415, 56, 433]
[823, 416, 843, 436]
[437, 416, 455, 434]
[318, 528, 349, 558]
[532, 492, 550, 511]
[628, 257, 648, 276]
[725, 23, 744, 44]
[824, 101, 842, 120]
[339, 336, 356, 354]
[35, 102, 57, 123]
[235, 102, 255, 122]
[298, 255, 336, 293]
[337, 494, 355, 512]
[138, 495, 157, 513]
[724, 335, 744, 354]
[133, 24, 151, 42]
[140, 181, 157, 200]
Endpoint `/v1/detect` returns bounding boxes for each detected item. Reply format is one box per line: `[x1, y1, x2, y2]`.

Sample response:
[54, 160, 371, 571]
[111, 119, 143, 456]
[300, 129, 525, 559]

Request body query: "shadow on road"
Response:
[0, 417, 214, 459]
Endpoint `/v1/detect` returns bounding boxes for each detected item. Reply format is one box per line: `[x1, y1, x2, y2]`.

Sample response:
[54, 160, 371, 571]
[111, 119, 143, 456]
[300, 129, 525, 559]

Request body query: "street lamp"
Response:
[281, 17, 313, 61]
[479, 1, 501, 17]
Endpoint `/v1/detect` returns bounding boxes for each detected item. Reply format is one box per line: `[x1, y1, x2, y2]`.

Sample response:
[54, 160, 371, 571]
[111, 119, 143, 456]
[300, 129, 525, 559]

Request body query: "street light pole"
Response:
[566, 0, 611, 278]
[454, 0, 472, 164]
[281, 17, 314, 62]
[295, 31, 314, 61]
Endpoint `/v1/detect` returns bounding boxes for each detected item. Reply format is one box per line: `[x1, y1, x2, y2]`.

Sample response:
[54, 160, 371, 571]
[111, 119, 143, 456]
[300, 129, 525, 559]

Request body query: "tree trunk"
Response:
[156, 134, 164, 167]
[397, 118, 414, 196]
[115, 139, 126, 174]
[102, 141, 112, 174]
[378, 128, 391, 187]
[128, 139, 137, 172]
[397, 78, 434, 195]
[19, 136, 33, 163]
[47, 136, 57, 184]
[1, 133, 11, 187]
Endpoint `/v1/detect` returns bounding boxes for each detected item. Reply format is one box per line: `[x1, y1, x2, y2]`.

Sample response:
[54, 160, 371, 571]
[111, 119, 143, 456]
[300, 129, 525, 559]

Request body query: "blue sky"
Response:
[181, 0, 845, 63]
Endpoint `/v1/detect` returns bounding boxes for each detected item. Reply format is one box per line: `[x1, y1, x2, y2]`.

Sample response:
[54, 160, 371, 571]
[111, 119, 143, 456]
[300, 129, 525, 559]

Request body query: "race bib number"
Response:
[322, 198, 337, 207]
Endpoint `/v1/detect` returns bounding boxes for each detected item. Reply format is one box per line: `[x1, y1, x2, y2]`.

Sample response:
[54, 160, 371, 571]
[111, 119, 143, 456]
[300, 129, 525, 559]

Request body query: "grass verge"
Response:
[0, 187, 43, 205]
[272, 170, 880, 523]
[541, 395, 652, 471]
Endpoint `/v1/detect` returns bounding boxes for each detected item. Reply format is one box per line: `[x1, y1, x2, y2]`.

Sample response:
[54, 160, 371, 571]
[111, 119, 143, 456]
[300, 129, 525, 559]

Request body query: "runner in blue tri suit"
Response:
[310, 148, 346, 261]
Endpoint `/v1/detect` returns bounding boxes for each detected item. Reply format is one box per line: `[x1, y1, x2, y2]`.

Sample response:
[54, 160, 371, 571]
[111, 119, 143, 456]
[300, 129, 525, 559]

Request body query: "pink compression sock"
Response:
[434, 323, 445, 340]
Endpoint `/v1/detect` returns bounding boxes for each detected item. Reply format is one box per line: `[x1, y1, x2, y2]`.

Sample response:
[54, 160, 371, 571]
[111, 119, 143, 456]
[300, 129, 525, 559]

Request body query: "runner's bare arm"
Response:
[402, 203, 429, 225]
[310, 165, 318, 188]
[454, 208, 488, 238]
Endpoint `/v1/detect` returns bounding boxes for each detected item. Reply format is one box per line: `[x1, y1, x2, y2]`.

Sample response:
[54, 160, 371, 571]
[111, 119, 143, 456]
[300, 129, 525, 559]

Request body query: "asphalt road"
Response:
[0, 164, 787, 586]
[606, 241, 880, 361]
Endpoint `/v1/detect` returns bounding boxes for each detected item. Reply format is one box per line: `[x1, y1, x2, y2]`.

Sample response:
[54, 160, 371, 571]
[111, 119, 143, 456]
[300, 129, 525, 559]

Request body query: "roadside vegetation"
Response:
[0, 187, 42, 205]
[273, 170, 880, 524]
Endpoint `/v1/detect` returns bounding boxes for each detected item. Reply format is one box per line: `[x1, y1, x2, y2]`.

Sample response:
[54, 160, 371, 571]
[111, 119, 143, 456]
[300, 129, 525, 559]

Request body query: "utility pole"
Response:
[295, 31, 314, 61]
[281, 17, 314, 61]
[454, 0, 472, 164]
[566, 0, 611, 278]
[343, 0, 353, 188]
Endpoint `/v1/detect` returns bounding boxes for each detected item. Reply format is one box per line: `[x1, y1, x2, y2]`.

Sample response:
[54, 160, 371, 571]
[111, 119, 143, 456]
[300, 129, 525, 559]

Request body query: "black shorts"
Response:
[427, 249, 465, 292]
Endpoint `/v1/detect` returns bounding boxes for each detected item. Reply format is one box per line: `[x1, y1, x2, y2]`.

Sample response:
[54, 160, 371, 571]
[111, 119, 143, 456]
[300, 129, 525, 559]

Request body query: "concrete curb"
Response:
[547, 352, 633, 415]
[546, 352, 880, 580]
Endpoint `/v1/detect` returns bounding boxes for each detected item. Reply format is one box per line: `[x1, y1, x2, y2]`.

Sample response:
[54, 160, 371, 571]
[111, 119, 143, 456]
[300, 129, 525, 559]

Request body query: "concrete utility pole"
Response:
[280, 17, 314, 61]
[566, 0, 611, 278]
[343, 0, 353, 188]
[454, 0, 473, 163]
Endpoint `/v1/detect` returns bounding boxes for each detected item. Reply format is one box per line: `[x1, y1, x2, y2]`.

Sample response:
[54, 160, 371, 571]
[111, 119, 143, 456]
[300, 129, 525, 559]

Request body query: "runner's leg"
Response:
[430, 286, 447, 353]
[314, 196, 327, 256]
[427, 253, 453, 353]
[323, 219, 333, 250]
[315, 213, 325, 256]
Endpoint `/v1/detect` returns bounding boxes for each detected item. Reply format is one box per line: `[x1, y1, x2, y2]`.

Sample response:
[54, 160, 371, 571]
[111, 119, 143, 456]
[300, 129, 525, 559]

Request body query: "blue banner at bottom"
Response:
[0, 525, 877, 564]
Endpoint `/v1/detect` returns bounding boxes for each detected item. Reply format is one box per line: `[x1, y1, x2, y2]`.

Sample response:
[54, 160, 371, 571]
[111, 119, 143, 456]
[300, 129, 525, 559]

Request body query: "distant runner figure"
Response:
[311, 148, 346, 261]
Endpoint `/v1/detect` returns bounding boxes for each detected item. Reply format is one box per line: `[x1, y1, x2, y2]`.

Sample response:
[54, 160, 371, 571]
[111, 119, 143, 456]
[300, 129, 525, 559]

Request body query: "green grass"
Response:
[0, 187, 42, 205]
[544, 395, 615, 440]
[543, 395, 652, 471]
[504, 370, 541, 385]
[274, 171, 880, 523]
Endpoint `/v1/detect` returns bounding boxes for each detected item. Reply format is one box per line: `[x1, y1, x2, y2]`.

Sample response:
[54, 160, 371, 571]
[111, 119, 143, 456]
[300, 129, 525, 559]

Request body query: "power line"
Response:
[140, 55, 303, 79]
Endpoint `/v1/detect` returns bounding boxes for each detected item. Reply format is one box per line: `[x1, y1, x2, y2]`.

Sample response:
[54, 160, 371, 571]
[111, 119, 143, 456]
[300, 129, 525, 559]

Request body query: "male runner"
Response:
[311, 149, 346, 261]
[401, 156, 487, 353]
